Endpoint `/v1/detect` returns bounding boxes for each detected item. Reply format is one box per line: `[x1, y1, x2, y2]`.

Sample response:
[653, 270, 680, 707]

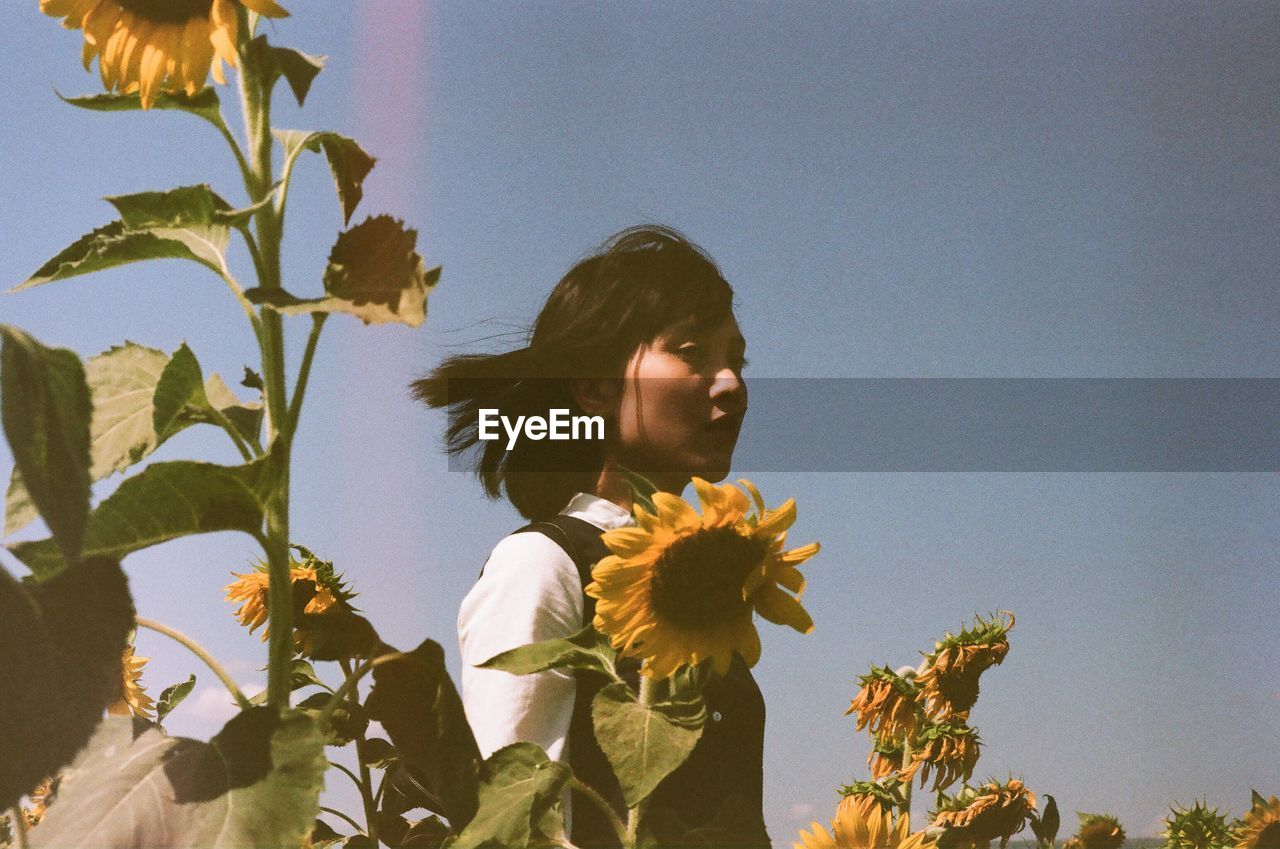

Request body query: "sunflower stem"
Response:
[569, 778, 628, 848]
[623, 675, 659, 848]
[339, 657, 381, 844]
[900, 735, 914, 823]
[136, 616, 251, 711]
[237, 5, 293, 711]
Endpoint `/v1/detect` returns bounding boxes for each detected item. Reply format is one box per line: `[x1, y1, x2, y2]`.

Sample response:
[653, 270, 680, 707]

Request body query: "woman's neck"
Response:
[593, 458, 688, 512]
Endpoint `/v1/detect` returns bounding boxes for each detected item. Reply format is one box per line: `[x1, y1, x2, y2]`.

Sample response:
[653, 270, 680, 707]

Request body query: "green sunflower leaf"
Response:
[365, 638, 480, 826]
[249, 36, 327, 107]
[591, 682, 705, 808]
[12, 221, 221, 292]
[7, 456, 277, 579]
[0, 326, 92, 561]
[5, 343, 260, 536]
[246, 216, 438, 327]
[1, 556, 135, 812]
[448, 743, 571, 849]
[58, 88, 225, 127]
[477, 625, 619, 680]
[28, 709, 326, 849]
[156, 674, 197, 724]
[274, 129, 375, 225]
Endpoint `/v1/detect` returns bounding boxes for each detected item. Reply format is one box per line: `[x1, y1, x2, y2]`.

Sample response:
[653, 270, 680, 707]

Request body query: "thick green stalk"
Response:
[236, 12, 292, 709]
[900, 734, 914, 823]
[624, 675, 658, 848]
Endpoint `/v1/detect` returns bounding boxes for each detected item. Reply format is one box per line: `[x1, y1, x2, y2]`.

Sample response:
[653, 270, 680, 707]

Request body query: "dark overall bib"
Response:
[510, 515, 771, 849]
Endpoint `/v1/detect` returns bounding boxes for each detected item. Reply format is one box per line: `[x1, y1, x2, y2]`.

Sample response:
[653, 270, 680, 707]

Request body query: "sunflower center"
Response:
[648, 527, 768, 628]
[116, 0, 213, 24]
[1255, 822, 1280, 849]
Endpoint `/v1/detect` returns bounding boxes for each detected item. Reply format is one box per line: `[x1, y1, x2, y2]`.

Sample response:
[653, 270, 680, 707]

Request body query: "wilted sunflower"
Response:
[1163, 800, 1233, 849]
[900, 721, 980, 792]
[849, 665, 924, 741]
[868, 736, 906, 781]
[1235, 794, 1280, 849]
[1075, 813, 1126, 849]
[587, 477, 819, 678]
[106, 644, 155, 720]
[795, 793, 934, 849]
[933, 779, 1037, 848]
[916, 612, 1014, 720]
[40, 0, 289, 108]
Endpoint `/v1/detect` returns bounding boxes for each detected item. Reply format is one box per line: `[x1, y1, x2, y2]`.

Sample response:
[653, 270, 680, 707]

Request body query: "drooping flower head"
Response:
[106, 644, 155, 720]
[932, 779, 1038, 848]
[224, 546, 357, 648]
[1234, 794, 1280, 849]
[40, 0, 289, 108]
[838, 781, 900, 817]
[794, 793, 934, 849]
[587, 477, 819, 678]
[849, 665, 924, 741]
[1162, 800, 1233, 849]
[916, 612, 1014, 720]
[900, 720, 981, 792]
[1075, 813, 1126, 849]
[868, 736, 906, 782]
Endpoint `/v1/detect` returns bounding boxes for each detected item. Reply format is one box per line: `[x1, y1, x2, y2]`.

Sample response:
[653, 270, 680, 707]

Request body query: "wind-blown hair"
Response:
[412, 225, 735, 520]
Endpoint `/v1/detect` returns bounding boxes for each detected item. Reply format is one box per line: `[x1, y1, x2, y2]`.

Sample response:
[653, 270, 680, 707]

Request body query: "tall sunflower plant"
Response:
[0, 2, 465, 846]
[478, 469, 821, 847]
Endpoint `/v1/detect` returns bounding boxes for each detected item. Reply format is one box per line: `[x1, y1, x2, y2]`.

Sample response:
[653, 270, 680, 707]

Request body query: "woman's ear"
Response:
[571, 377, 619, 418]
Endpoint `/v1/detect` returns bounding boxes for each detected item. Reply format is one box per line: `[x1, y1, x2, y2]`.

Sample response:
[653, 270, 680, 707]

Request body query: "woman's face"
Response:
[611, 312, 748, 488]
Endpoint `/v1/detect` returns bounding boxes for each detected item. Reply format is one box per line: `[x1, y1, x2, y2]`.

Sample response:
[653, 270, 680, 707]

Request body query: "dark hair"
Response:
[412, 225, 735, 520]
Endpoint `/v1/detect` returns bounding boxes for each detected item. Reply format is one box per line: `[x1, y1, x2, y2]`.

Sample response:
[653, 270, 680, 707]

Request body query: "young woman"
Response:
[414, 226, 766, 848]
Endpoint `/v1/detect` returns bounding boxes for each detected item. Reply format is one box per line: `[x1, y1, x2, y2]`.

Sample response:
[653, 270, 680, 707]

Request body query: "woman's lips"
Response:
[705, 417, 742, 443]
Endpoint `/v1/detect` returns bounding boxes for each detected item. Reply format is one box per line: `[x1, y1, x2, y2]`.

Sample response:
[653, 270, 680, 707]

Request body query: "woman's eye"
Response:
[735, 356, 750, 371]
[676, 344, 702, 360]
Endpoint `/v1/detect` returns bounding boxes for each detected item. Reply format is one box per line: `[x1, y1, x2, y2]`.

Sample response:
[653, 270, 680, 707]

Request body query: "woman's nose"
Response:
[710, 366, 747, 413]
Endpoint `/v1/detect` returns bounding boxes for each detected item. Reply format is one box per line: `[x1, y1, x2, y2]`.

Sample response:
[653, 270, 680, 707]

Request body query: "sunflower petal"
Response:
[755, 497, 797, 537]
[242, 0, 291, 17]
[752, 584, 814, 634]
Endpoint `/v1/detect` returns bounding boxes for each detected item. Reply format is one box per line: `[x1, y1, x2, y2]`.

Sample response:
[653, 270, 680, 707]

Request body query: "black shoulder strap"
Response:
[511, 514, 611, 624]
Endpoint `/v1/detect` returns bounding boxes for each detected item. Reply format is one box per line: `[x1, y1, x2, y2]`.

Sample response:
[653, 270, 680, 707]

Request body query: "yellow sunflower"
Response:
[916, 612, 1014, 720]
[106, 644, 155, 720]
[587, 477, 819, 678]
[1235, 794, 1280, 849]
[795, 793, 934, 849]
[224, 563, 341, 640]
[932, 779, 1037, 847]
[848, 665, 923, 741]
[40, 0, 289, 108]
[900, 721, 980, 792]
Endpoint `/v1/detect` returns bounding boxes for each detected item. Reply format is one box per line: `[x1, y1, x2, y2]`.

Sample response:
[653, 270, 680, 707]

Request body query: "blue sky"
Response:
[2, 1, 1277, 841]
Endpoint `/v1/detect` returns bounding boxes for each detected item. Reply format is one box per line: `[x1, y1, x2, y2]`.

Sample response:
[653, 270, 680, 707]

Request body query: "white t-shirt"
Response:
[457, 492, 634, 764]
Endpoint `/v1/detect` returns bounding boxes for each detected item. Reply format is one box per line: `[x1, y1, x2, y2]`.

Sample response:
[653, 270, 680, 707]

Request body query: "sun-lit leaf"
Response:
[591, 681, 705, 807]
[156, 674, 197, 724]
[12, 221, 222, 292]
[310, 819, 346, 848]
[4, 468, 37, 537]
[247, 216, 438, 327]
[29, 709, 326, 849]
[58, 88, 224, 126]
[152, 343, 211, 441]
[448, 743, 571, 849]
[8, 457, 277, 578]
[274, 129, 375, 224]
[478, 625, 619, 680]
[0, 326, 92, 561]
[5, 344, 259, 536]
[365, 639, 481, 826]
[1, 556, 134, 811]
[249, 37, 326, 107]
